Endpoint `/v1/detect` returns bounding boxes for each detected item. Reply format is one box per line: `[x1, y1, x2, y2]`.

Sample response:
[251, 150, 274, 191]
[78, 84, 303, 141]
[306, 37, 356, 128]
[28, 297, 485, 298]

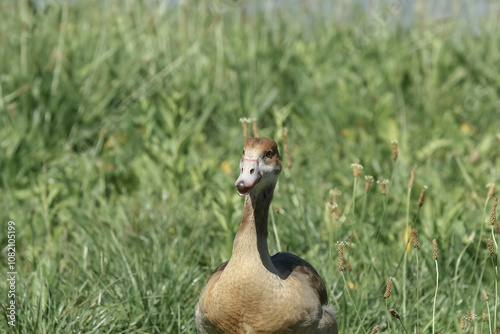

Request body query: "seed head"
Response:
[346, 262, 352, 272]
[418, 186, 428, 208]
[411, 228, 420, 248]
[330, 188, 342, 204]
[483, 289, 489, 301]
[351, 163, 363, 178]
[408, 166, 416, 189]
[327, 188, 343, 220]
[239, 118, 249, 137]
[460, 316, 466, 329]
[392, 140, 398, 161]
[487, 183, 496, 198]
[370, 325, 379, 334]
[483, 313, 486, 322]
[384, 277, 393, 298]
[377, 179, 390, 195]
[251, 118, 259, 138]
[338, 245, 344, 271]
[432, 239, 439, 260]
[486, 238, 496, 256]
[326, 202, 339, 214]
[389, 308, 400, 319]
[327, 205, 342, 221]
[281, 127, 292, 168]
[365, 175, 374, 193]
[491, 197, 498, 226]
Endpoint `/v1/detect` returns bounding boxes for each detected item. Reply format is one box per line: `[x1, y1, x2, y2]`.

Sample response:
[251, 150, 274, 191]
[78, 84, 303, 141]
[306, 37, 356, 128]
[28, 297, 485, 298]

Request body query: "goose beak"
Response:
[235, 159, 261, 196]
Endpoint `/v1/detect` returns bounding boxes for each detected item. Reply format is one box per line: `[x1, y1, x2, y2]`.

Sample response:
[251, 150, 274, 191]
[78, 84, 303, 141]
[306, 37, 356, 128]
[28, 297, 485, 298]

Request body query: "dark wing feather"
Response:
[208, 260, 229, 278]
[271, 252, 328, 305]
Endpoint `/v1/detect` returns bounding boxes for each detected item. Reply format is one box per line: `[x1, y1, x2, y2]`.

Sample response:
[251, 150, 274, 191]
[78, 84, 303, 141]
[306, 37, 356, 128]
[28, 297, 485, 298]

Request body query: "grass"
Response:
[1, 0, 500, 333]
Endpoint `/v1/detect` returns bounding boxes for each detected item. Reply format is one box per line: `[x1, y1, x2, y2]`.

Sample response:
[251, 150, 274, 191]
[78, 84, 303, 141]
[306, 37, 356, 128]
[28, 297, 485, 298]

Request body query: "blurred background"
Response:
[1, 0, 499, 333]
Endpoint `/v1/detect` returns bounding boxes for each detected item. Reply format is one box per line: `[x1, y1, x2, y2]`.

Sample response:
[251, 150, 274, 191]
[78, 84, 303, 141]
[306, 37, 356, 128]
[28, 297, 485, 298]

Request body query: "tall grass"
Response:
[1, 1, 500, 332]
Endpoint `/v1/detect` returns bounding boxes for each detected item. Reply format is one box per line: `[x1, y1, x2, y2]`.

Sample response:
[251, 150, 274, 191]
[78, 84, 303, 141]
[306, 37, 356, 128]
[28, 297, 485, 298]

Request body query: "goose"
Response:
[195, 137, 338, 334]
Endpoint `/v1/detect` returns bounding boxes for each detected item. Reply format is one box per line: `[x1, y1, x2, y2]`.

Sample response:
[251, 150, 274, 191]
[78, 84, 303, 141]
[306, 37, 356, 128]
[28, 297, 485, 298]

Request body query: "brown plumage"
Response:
[195, 138, 338, 334]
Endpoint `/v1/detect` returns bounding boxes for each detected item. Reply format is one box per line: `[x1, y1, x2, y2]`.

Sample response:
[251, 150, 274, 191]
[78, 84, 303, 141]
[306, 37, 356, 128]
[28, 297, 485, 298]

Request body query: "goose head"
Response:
[235, 138, 282, 197]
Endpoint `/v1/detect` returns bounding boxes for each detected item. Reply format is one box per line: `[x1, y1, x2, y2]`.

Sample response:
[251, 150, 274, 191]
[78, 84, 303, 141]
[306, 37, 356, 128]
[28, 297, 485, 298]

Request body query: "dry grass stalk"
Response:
[281, 127, 292, 168]
[370, 325, 379, 334]
[432, 239, 439, 260]
[408, 166, 416, 189]
[392, 140, 398, 161]
[384, 278, 393, 298]
[240, 7, 247, 22]
[418, 186, 428, 208]
[338, 244, 344, 271]
[411, 228, 420, 248]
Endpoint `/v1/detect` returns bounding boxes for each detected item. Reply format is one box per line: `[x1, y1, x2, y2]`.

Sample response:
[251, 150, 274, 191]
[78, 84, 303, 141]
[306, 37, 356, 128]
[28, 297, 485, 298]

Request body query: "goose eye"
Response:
[265, 150, 273, 158]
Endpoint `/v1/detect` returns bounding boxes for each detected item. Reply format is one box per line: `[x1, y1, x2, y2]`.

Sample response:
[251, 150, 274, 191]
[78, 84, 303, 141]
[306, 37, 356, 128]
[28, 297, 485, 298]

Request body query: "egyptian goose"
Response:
[195, 137, 338, 334]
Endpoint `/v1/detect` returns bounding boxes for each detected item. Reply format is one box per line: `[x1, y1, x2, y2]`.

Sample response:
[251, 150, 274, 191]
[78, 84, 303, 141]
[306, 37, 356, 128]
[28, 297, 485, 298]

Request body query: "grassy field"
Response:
[1, 0, 499, 333]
